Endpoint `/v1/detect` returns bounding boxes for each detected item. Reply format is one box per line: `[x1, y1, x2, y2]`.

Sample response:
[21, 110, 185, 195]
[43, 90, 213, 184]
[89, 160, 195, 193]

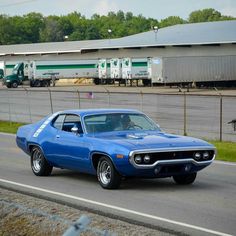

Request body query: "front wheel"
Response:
[11, 81, 18, 88]
[31, 147, 53, 176]
[173, 173, 197, 185]
[97, 157, 121, 189]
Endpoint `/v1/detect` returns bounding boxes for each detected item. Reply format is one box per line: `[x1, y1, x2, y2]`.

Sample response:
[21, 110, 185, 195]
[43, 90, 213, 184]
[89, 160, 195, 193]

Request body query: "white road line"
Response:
[214, 160, 236, 166]
[0, 178, 232, 236]
[0, 132, 15, 137]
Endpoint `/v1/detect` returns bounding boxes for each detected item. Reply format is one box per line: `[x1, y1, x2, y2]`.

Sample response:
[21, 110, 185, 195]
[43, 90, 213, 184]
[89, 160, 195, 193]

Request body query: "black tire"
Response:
[41, 80, 50, 87]
[34, 80, 41, 87]
[173, 173, 197, 185]
[11, 81, 18, 88]
[107, 79, 115, 84]
[94, 78, 100, 85]
[97, 156, 121, 189]
[31, 147, 53, 176]
[142, 79, 151, 87]
[6, 84, 11, 88]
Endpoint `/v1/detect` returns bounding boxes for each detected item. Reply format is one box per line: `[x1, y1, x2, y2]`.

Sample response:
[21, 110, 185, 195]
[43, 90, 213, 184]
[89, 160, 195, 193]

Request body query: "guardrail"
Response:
[0, 88, 235, 142]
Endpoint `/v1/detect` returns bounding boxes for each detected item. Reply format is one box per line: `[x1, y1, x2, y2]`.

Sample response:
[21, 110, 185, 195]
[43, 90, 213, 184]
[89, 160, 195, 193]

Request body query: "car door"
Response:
[44, 114, 92, 172]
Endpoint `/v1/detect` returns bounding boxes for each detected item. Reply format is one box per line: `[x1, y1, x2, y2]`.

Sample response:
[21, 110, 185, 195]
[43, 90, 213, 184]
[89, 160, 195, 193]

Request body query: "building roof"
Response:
[0, 20, 235, 56]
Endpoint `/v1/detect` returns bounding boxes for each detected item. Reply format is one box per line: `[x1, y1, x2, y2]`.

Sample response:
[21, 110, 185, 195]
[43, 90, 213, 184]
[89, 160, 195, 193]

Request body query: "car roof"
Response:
[58, 109, 142, 117]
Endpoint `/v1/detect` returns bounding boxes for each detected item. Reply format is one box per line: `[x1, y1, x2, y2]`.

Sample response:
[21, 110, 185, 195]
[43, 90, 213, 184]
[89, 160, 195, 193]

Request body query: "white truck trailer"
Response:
[3, 60, 98, 88]
[110, 58, 122, 81]
[97, 59, 113, 84]
[98, 58, 149, 85]
[148, 56, 236, 87]
[121, 58, 148, 85]
[147, 57, 164, 85]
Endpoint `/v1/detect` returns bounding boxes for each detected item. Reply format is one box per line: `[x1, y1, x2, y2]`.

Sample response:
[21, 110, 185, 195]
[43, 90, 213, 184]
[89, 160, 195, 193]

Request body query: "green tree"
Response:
[22, 13, 44, 43]
[58, 16, 74, 37]
[39, 16, 64, 42]
[0, 15, 24, 44]
[159, 16, 185, 28]
[0, 8, 234, 45]
[189, 8, 221, 23]
[0, 15, 14, 44]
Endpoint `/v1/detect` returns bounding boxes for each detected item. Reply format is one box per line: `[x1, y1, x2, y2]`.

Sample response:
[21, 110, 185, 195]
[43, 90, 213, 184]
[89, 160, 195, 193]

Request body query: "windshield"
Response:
[84, 113, 161, 133]
[12, 63, 21, 75]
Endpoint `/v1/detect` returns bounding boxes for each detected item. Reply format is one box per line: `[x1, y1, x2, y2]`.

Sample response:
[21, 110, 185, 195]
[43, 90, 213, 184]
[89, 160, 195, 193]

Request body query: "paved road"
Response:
[0, 133, 235, 235]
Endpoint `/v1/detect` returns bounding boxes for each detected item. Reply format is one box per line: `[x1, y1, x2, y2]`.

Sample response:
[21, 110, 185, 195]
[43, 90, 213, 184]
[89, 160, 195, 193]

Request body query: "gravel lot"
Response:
[0, 188, 174, 236]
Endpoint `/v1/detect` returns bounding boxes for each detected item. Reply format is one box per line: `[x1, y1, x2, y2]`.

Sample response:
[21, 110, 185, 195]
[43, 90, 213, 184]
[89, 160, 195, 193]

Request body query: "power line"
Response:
[0, 0, 37, 8]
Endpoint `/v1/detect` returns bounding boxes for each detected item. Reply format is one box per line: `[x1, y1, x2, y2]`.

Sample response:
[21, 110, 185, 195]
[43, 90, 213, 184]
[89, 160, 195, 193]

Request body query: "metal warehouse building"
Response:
[0, 20, 236, 85]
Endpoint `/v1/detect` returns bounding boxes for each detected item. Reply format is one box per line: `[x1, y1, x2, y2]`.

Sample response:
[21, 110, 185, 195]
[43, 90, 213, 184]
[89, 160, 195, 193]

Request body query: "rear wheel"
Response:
[173, 173, 197, 185]
[31, 147, 53, 176]
[41, 80, 50, 87]
[33, 80, 41, 87]
[142, 79, 151, 86]
[93, 78, 100, 85]
[97, 156, 121, 189]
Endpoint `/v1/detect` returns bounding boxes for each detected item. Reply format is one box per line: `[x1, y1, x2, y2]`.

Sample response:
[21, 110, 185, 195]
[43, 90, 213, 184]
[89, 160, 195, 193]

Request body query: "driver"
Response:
[121, 115, 135, 130]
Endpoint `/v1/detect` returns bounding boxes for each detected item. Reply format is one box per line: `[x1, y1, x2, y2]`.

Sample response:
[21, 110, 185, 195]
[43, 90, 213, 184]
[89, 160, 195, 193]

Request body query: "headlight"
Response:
[194, 152, 201, 160]
[203, 152, 209, 160]
[144, 154, 151, 163]
[6, 80, 10, 82]
[134, 155, 142, 164]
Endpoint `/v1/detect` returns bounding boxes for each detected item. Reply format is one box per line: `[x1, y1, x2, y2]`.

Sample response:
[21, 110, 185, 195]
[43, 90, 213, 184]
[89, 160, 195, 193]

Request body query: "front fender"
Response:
[88, 140, 131, 174]
[3, 74, 19, 84]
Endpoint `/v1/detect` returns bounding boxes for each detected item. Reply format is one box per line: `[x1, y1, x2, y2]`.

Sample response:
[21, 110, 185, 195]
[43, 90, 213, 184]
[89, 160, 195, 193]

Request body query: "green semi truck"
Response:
[2, 61, 57, 88]
[2, 59, 99, 88]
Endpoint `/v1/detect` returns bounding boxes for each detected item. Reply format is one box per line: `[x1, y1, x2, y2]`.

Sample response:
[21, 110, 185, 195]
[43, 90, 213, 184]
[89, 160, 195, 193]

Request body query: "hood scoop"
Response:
[126, 133, 147, 139]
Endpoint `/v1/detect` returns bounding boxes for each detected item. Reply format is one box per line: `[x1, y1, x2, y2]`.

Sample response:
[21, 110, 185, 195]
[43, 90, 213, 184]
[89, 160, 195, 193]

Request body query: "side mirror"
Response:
[71, 126, 79, 134]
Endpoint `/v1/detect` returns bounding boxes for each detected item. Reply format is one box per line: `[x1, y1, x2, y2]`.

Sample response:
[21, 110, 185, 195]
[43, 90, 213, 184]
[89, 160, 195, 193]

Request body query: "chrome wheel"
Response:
[99, 161, 111, 185]
[31, 147, 53, 176]
[32, 149, 42, 173]
[97, 157, 121, 189]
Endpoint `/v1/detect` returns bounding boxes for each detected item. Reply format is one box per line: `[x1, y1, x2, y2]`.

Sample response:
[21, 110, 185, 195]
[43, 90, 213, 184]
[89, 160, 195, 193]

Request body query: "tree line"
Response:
[0, 8, 234, 45]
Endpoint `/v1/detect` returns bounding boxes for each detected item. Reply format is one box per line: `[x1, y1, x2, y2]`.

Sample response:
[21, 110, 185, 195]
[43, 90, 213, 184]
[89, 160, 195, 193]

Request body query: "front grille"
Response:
[132, 150, 215, 165]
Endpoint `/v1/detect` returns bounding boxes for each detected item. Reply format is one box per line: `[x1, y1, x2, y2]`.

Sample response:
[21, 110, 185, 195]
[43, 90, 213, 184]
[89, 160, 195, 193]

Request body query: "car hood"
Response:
[87, 131, 213, 150]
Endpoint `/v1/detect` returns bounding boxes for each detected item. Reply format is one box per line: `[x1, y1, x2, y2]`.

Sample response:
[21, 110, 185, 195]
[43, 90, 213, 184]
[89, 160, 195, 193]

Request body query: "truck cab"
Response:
[0, 69, 4, 79]
[2, 61, 53, 88]
[2, 62, 28, 88]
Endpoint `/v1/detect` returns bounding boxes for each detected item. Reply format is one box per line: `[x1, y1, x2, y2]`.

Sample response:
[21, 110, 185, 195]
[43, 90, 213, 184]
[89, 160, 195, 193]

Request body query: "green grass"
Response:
[0, 120, 26, 134]
[0, 120, 235, 162]
[209, 141, 236, 163]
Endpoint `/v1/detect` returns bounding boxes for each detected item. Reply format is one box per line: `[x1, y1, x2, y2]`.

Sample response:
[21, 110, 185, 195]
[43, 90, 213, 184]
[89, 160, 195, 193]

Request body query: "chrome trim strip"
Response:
[129, 146, 216, 169]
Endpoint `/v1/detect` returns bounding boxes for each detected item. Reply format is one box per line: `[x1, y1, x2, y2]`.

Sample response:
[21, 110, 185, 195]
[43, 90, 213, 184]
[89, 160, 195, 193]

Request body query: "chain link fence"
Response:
[0, 88, 235, 142]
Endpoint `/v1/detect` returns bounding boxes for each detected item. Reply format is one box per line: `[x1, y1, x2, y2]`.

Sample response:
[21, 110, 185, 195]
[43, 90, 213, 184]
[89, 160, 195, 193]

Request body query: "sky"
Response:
[0, 0, 236, 20]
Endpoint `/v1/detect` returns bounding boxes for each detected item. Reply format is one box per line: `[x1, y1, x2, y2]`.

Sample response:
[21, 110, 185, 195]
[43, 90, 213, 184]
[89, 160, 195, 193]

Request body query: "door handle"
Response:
[56, 135, 60, 139]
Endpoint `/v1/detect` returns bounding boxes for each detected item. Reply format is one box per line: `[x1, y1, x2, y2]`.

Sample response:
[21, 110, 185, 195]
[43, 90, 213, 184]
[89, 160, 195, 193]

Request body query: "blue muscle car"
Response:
[16, 109, 216, 189]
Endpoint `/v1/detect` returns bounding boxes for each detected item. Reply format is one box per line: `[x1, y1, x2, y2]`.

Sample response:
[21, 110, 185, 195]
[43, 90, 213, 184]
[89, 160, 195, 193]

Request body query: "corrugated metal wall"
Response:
[163, 55, 236, 83]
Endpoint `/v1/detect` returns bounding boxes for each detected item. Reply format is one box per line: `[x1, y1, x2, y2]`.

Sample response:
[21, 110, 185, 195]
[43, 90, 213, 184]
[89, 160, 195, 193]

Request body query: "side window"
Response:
[52, 114, 65, 130]
[62, 115, 83, 133]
